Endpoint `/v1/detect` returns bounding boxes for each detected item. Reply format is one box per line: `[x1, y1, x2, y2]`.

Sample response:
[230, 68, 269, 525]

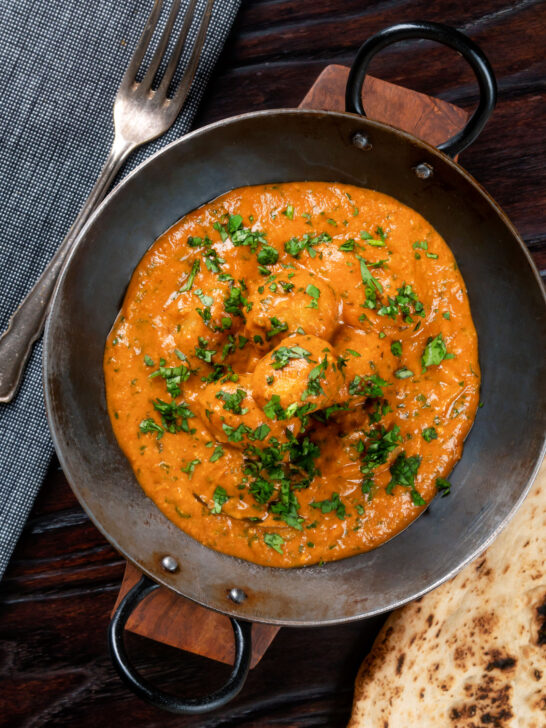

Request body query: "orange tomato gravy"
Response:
[104, 182, 480, 567]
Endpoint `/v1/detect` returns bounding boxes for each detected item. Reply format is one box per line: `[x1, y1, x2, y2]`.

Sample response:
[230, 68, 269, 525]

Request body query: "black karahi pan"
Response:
[43, 22, 546, 713]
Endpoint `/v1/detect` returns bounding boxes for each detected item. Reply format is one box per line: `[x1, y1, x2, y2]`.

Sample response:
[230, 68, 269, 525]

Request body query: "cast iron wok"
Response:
[43, 23, 546, 713]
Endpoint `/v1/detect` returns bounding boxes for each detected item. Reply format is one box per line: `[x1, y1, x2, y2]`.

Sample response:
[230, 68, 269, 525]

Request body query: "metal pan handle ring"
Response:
[345, 21, 497, 158]
[108, 575, 252, 714]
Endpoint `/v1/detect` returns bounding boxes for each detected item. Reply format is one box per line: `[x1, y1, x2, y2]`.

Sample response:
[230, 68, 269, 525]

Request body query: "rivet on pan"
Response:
[414, 162, 434, 179]
[352, 132, 372, 151]
[228, 588, 247, 604]
[160, 555, 179, 573]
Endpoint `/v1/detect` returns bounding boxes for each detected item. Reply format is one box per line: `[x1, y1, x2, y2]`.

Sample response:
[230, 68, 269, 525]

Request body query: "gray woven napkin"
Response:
[0, 0, 241, 578]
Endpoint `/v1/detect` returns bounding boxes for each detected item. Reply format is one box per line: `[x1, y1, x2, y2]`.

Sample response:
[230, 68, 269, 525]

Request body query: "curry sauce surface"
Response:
[104, 182, 480, 567]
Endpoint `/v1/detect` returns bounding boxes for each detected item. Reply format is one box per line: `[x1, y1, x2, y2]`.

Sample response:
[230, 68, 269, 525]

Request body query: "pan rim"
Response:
[43, 107, 546, 626]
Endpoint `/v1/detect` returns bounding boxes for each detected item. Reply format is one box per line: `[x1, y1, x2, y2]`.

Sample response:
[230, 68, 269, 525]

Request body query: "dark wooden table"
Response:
[2, 2, 544, 726]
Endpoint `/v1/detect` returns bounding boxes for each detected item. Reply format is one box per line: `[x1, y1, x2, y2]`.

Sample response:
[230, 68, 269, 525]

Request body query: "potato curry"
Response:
[104, 182, 480, 567]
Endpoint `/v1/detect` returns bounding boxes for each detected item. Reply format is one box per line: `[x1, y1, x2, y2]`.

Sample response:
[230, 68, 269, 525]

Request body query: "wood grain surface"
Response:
[1, 2, 545, 726]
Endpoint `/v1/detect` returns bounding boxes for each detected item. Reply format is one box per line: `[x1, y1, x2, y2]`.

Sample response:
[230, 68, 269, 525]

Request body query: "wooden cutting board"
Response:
[112, 65, 469, 668]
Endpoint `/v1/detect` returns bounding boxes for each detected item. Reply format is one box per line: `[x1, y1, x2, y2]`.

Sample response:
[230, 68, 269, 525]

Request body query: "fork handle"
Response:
[0, 134, 135, 403]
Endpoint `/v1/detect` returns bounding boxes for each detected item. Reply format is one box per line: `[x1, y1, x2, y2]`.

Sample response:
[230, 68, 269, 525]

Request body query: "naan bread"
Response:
[349, 457, 546, 728]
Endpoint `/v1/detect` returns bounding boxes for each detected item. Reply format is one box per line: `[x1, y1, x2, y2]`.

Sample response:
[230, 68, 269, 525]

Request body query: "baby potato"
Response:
[190, 374, 300, 449]
[251, 334, 345, 414]
[244, 271, 340, 344]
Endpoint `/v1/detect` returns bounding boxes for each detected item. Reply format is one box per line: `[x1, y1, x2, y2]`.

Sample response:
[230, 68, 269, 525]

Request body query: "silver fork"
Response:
[0, 0, 215, 403]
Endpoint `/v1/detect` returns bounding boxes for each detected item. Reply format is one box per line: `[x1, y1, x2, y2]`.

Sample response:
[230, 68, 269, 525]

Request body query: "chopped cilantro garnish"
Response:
[359, 425, 402, 475]
[264, 532, 284, 554]
[209, 445, 225, 462]
[311, 492, 346, 519]
[394, 367, 413, 379]
[390, 341, 402, 358]
[215, 388, 248, 414]
[271, 345, 311, 370]
[211, 486, 230, 514]
[266, 316, 288, 340]
[181, 459, 200, 479]
[348, 374, 388, 398]
[387, 452, 424, 505]
[144, 354, 154, 367]
[149, 362, 191, 398]
[421, 333, 451, 369]
[253, 424, 271, 441]
[224, 286, 251, 317]
[436, 477, 451, 497]
[228, 214, 243, 233]
[195, 337, 216, 363]
[139, 418, 164, 439]
[284, 232, 331, 259]
[150, 399, 195, 439]
[194, 288, 213, 307]
[213, 221, 228, 241]
[257, 244, 279, 266]
[305, 283, 320, 309]
[222, 422, 252, 443]
[360, 229, 385, 247]
[180, 259, 200, 292]
[422, 427, 438, 442]
[377, 283, 425, 323]
[356, 255, 383, 293]
[339, 239, 355, 252]
[270, 481, 303, 530]
[283, 205, 294, 220]
[301, 355, 328, 400]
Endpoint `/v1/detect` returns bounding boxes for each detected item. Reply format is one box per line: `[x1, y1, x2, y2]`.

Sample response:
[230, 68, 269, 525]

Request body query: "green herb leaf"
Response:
[228, 214, 243, 234]
[212, 486, 230, 513]
[387, 452, 424, 506]
[139, 418, 164, 439]
[284, 232, 331, 259]
[348, 374, 388, 398]
[264, 532, 284, 554]
[271, 345, 311, 370]
[180, 259, 200, 292]
[193, 288, 213, 307]
[436, 477, 451, 497]
[421, 333, 449, 369]
[390, 341, 402, 358]
[311, 492, 346, 519]
[257, 244, 279, 266]
[253, 424, 271, 441]
[266, 316, 289, 340]
[209, 446, 225, 462]
[422, 427, 438, 443]
[305, 283, 320, 309]
[356, 255, 383, 293]
[181, 459, 200, 479]
[215, 388, 248, 414]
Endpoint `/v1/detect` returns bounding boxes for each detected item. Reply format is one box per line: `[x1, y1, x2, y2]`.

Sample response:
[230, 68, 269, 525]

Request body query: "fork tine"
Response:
[140, 0, 182, 91]
[118, 0, 164, 91]
[158, 0, 214, 103]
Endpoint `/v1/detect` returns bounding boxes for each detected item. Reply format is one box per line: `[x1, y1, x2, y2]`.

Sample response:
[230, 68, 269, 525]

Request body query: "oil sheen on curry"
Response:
[104, 182, 480, 568]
